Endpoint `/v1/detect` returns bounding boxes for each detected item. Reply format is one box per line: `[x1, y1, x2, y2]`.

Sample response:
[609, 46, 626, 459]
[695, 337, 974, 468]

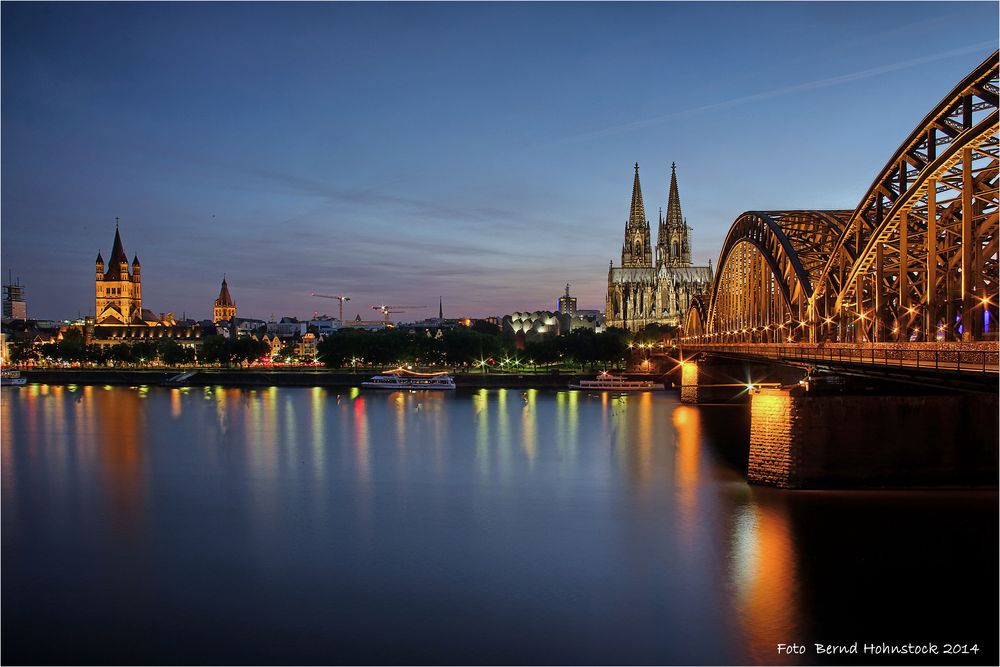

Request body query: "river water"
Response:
[2, 384, 996, 665]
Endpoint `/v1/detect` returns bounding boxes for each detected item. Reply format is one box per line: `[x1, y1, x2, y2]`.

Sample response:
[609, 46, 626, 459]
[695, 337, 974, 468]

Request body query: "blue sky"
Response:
[2, 2, 997, 321]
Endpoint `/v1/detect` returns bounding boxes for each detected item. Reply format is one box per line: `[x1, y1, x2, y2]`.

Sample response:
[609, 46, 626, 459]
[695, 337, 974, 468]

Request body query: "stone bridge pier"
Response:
[748, 387, 998, 488]
[678, 357, 998, 487]
[678, 357, 802, 404]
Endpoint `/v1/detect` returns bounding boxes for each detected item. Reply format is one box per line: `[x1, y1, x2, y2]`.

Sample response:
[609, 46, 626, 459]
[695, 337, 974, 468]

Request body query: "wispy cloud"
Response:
[550, 43, 997, 145]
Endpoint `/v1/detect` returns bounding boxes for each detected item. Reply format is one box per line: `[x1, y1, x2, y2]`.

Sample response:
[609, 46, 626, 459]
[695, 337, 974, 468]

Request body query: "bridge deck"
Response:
[678, 343, 999, 386]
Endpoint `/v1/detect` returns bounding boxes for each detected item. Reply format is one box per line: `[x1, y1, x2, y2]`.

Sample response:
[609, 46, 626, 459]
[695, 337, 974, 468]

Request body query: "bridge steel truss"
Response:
[688, 51, 999, 344]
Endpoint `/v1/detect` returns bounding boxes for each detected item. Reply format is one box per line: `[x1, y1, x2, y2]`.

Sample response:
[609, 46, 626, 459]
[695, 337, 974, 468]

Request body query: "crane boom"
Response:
[371, 303, 428, 324]
[311, 293, 350, 322]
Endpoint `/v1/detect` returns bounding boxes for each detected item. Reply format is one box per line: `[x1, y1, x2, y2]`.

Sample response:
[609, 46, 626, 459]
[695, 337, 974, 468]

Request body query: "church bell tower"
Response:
[95, 219, 143, 325]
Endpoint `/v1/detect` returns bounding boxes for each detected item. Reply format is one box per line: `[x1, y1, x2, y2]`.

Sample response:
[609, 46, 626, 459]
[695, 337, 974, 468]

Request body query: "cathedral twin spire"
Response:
[622, 162, 690, 269]
[659, 162, 691, 266]
[629, 162, 647, 226]
[621, 163, 652, 268]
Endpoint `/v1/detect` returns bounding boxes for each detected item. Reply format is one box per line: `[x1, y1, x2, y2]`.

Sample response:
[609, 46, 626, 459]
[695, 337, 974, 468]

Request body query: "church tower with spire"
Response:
[657, 162, 691, 267]
[213, 276, 237, 324]
[95, 219, 143, 325]
[620, 163, 652, 268]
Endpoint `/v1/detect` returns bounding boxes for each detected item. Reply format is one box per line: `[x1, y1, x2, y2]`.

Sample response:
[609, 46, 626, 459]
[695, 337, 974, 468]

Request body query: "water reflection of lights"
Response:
[310, 387, 325, 479]
[393, 392, 407, 452]
[521, 389, 537, 465]
[730, 502, 759, 600]
[567, 390, 579, 458]
[170, 388, 182, 418]
[555, 391, 580, 460]
[672, 405, 701, 545]
[636, 392, 652, 481]
[475, 388, 490, 476]
[94, 387, 147, 537]
[353, 395, 370, 481]
[729, 493, 801, 665]
[497, 389, 511, 477]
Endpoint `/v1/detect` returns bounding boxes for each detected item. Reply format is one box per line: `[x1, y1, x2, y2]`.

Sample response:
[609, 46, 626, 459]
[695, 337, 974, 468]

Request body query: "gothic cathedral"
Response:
[605, 163, 713, 331]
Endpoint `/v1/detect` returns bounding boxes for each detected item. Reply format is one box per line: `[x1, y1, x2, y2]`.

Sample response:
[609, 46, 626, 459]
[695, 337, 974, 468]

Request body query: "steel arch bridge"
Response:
[685, 51, 999, 345]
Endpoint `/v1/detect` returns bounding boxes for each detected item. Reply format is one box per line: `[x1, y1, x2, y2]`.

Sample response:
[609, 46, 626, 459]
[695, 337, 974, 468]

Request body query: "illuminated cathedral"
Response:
[605, 163, 713, 331]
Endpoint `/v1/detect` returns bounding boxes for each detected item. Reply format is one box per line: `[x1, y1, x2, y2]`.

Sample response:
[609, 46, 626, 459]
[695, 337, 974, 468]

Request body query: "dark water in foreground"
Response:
[2, 385, 996, 665]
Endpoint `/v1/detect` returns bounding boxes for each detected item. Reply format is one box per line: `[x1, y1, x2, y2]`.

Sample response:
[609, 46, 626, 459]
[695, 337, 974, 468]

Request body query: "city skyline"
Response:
[2, 2, 997, 320]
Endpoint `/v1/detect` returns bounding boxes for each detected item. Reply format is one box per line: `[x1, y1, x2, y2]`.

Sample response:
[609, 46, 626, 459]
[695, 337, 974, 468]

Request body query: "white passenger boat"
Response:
[1, 370, 27, 387]
[569, 371, 663, 391]
[362, 368, 456, 390]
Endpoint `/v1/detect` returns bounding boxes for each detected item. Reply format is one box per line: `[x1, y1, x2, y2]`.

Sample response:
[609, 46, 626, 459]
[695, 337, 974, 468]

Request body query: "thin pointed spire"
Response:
[665, 162, 683, 229]
[629, 162, 646, 226]
[439, 296, 443, 320]
[621, 162, 653, 268]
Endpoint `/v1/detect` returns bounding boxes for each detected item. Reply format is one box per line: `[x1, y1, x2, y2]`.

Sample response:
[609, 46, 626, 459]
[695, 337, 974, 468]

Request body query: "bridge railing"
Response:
[679, 343, 1000, 375]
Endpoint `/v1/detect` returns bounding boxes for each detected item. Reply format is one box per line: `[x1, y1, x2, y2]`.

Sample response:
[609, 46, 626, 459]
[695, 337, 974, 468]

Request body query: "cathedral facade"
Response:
[605, 163, 713, 332]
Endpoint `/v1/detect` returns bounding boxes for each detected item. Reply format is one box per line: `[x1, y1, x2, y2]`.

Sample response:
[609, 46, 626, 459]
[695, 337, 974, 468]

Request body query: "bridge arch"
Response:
[684, 293, 709, 337]
[686, 51, 999, 344]
[699, 211, 849, 342]
[813, 51, 999, 342]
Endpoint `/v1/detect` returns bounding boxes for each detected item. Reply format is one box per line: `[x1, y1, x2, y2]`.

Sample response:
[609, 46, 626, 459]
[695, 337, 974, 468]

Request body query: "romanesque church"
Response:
[605, 163, 713, 331]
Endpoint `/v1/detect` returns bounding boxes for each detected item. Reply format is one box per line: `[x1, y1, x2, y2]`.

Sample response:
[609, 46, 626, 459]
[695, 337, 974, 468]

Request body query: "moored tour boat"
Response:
[362, 368, 456, 390]
[569, 371, 662, 391]
[1, 370, 27, 387]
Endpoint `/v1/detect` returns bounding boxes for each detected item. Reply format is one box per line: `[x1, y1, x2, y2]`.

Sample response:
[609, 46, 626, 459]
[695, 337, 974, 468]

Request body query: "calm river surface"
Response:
[2, 384, 996, 665]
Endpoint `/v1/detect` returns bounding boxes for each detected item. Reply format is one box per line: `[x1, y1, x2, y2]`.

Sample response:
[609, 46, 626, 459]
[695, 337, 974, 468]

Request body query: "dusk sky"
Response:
[2, 2, 997, 321]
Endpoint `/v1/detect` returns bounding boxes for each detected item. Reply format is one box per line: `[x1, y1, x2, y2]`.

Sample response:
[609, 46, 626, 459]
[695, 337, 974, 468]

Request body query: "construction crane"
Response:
[371, 304, 427, 324]
[311, 293, 350, 322]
